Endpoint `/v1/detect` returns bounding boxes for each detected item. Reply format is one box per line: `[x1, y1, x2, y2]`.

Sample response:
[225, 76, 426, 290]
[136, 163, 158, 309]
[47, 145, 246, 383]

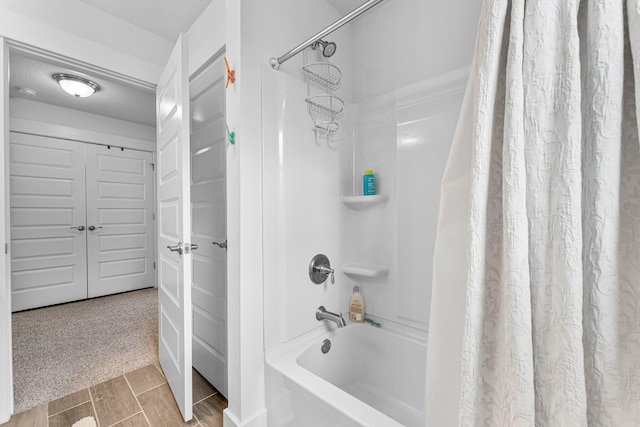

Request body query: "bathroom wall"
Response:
[339, 0, 482, 331]
[260, 0, 482, 341]
[261, 4, 354, 350]
[10, 98, 156, 144]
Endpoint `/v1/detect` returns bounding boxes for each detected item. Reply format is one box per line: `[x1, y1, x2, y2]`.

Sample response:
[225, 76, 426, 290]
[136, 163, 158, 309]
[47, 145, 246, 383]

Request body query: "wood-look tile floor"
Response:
[1, 363, 226, 427]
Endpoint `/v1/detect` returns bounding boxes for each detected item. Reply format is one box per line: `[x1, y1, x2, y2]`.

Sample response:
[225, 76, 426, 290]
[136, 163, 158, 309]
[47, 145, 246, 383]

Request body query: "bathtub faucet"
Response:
[316, 306, 347, 328]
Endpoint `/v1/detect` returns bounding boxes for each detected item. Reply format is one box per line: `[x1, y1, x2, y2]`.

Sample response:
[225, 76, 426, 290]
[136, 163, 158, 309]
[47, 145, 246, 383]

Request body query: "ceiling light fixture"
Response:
[52, 73, 100, 98]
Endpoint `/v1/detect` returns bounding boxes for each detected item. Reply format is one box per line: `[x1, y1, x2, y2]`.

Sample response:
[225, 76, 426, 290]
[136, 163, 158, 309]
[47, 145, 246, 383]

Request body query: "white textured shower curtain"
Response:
[426, 0, 640, 425]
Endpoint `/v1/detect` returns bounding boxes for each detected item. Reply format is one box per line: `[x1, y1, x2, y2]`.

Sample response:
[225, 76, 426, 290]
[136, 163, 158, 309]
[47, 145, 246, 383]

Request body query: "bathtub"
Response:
[265, 321, 427, 427]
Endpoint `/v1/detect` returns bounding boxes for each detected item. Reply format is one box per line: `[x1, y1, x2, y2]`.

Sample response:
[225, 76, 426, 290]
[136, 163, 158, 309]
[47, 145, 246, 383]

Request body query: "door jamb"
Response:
[0, 39, 157, 421]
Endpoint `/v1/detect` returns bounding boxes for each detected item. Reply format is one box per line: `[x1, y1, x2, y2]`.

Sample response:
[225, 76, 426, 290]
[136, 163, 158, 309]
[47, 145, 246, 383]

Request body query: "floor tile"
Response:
[138, 383, 198, 426]
[193, 394, 227, 427]
[154, 362, 165, 377]
[48, 401, 94, 427]
[48, 388, 90, 416]
[192, 369, 215, 403]
[112, 412, 150, 426]
[0, 403, 47, 427]
[90, 376, 141, 426]
[125, 365, 167, 395]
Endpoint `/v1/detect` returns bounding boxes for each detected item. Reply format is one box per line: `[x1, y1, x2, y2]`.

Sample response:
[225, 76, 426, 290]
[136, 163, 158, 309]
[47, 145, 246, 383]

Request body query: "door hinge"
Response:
[4, 243, 7, 254]
[152, 213, 156, 220]
[151, 162, 155, 171]
[153, 262, 156, 269]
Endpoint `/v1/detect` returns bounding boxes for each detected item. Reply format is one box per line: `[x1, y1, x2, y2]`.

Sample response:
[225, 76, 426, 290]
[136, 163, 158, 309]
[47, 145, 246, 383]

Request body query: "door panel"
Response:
[157, 33, 193, 421]
[10, 133, 87, 312]
[85, 144, 155, 298]
[190, 56, 227, 397]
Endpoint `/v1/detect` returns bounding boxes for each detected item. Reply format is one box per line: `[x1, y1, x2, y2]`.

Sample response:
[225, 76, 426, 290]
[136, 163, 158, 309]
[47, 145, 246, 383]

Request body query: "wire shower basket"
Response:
[303, 49, 344, 145]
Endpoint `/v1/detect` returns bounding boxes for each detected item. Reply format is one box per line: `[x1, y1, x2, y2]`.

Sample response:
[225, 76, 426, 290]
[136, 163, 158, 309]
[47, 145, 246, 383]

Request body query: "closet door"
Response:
[85, 144, 155, 298]
[190, 56, 228, 397]
[10, 133, 87, 312]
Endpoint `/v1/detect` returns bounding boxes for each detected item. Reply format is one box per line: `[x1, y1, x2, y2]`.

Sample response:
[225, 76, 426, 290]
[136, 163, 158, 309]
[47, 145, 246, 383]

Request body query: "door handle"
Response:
[70, 225, 85, 231]
[184, 243, 198, 254]
[212, 240, 227, 249]
[88, 225, 103, 231]
[167, 242, 183, 255]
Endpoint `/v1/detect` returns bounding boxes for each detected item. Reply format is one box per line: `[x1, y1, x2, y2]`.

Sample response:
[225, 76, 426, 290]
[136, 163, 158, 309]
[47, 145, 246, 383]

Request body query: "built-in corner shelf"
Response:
[341, 195, 388, 209]
[342, 263, 388, 279]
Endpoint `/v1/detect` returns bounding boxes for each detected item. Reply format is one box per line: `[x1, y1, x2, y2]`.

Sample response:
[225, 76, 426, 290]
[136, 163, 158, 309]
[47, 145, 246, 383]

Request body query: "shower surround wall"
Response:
[248, 0, 480, 423]
[339, 0, 481, 332]
[261, 9, 354, 350]
[341, 71, 468, 331]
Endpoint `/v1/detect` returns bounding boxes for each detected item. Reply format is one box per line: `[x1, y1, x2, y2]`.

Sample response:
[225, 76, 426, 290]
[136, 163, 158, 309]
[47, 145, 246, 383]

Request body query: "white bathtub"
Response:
[266, 322, 427, 427]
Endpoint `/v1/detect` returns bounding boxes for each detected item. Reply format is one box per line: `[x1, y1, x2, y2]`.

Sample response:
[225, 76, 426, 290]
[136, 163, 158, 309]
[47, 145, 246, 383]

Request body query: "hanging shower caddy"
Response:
[302, 49, 344, 145]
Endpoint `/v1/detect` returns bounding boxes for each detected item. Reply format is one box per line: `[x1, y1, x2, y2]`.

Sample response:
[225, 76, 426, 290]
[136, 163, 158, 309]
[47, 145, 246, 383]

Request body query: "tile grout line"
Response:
[133, 379, 168, 398]
[105, 411, 144, 427]
[88, 387, 100, 427]
[193, 390, 218, 406]
[125, 377, 168, 398]
[47, 397, 92, 418]
[123, 374, 153, 427]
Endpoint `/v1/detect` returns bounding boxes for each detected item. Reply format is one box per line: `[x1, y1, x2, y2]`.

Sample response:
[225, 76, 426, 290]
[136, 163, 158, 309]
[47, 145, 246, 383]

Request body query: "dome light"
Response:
[52, 73, 100, 98]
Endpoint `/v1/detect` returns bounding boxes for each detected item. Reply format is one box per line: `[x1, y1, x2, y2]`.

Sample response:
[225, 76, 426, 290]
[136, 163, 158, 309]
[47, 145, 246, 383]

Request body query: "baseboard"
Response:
[223, 407, 267, 427]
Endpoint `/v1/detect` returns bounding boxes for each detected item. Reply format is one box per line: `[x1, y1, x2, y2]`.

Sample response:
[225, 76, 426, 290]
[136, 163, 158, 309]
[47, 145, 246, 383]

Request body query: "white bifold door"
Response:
[10, 132, 155, 312]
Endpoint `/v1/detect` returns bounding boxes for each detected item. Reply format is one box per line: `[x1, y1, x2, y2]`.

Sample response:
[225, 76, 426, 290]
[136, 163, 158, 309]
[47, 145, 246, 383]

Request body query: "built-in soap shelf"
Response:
[342, 263, 388, 278]
[341, 195, 388, 209]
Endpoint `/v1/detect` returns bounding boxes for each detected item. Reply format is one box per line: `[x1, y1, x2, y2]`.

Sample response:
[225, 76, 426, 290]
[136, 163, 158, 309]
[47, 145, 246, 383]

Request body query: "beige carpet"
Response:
[12, 288, 158, 414]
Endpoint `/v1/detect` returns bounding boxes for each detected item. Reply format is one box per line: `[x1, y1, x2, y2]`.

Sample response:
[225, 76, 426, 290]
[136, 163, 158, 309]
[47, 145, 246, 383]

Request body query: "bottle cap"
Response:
[353, 286, 359, 292]
[365, 170, 373, 174]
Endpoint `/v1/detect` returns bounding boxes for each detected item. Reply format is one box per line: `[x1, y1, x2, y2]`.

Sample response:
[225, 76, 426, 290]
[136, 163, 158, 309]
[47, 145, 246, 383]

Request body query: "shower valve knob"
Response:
[309, 254, 335, 285]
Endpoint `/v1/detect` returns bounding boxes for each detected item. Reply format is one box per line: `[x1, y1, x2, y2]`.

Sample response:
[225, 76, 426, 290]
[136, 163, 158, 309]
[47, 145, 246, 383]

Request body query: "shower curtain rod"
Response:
[269, 0, 386, 70]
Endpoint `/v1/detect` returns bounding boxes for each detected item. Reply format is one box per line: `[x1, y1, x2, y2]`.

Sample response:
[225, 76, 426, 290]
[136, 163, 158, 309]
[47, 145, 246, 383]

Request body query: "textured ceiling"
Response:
[10, 51, 156, 127]
[78, 0, 212, 42]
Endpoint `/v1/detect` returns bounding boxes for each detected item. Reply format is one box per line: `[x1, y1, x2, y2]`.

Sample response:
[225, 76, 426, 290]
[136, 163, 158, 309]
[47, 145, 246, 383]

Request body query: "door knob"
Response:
[70, 225, 85, 231]
[88, 225, 103, 231]
[184, 243, 198, 254]
[167, 242, 183, 255]
[212, 240, 227, 249]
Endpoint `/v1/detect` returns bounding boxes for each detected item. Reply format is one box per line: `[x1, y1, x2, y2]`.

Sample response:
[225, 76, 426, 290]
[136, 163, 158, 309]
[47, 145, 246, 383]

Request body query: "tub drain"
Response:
[321, 339, 331, 354]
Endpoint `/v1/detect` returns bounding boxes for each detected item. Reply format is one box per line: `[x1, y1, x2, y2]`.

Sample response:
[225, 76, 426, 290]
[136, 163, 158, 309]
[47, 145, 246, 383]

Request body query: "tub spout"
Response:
[316, 306, 347, 328]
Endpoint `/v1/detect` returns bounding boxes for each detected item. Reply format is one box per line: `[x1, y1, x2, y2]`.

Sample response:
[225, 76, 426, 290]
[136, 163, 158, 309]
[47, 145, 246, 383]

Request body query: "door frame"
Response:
[0, 36, 13, 424]
[0, 39, 157, 423]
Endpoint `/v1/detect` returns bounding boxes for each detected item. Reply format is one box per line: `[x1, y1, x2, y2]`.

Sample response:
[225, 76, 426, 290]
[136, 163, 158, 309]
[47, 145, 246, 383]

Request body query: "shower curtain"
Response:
[426, 0, 640, 425]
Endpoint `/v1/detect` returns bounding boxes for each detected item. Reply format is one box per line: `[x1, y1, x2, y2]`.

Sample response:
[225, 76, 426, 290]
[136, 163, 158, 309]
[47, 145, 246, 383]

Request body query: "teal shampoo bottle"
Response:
[363, 169, 375, 195]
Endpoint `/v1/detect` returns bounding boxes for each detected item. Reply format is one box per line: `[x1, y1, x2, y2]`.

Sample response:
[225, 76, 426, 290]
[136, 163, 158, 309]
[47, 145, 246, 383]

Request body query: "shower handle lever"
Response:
[309, 254, 335, 284]
[315, 265, 335, 284]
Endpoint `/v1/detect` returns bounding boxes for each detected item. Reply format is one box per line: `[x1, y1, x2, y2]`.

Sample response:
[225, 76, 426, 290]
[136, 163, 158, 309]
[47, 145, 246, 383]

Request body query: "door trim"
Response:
[0, 36, 13, 424]
[1, 38, 160, 421]
[11, 119, 156, 152]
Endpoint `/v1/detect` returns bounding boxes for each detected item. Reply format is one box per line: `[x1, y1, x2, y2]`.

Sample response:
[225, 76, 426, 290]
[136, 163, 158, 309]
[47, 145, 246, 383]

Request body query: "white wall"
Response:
[337, 0, 481, 332]
[341, 71, 467, 332]
[350, 0, 480, 103]
[0, 4, 167, 84]
[10, 98, 155, 144]
[259, 2, 354, 349]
